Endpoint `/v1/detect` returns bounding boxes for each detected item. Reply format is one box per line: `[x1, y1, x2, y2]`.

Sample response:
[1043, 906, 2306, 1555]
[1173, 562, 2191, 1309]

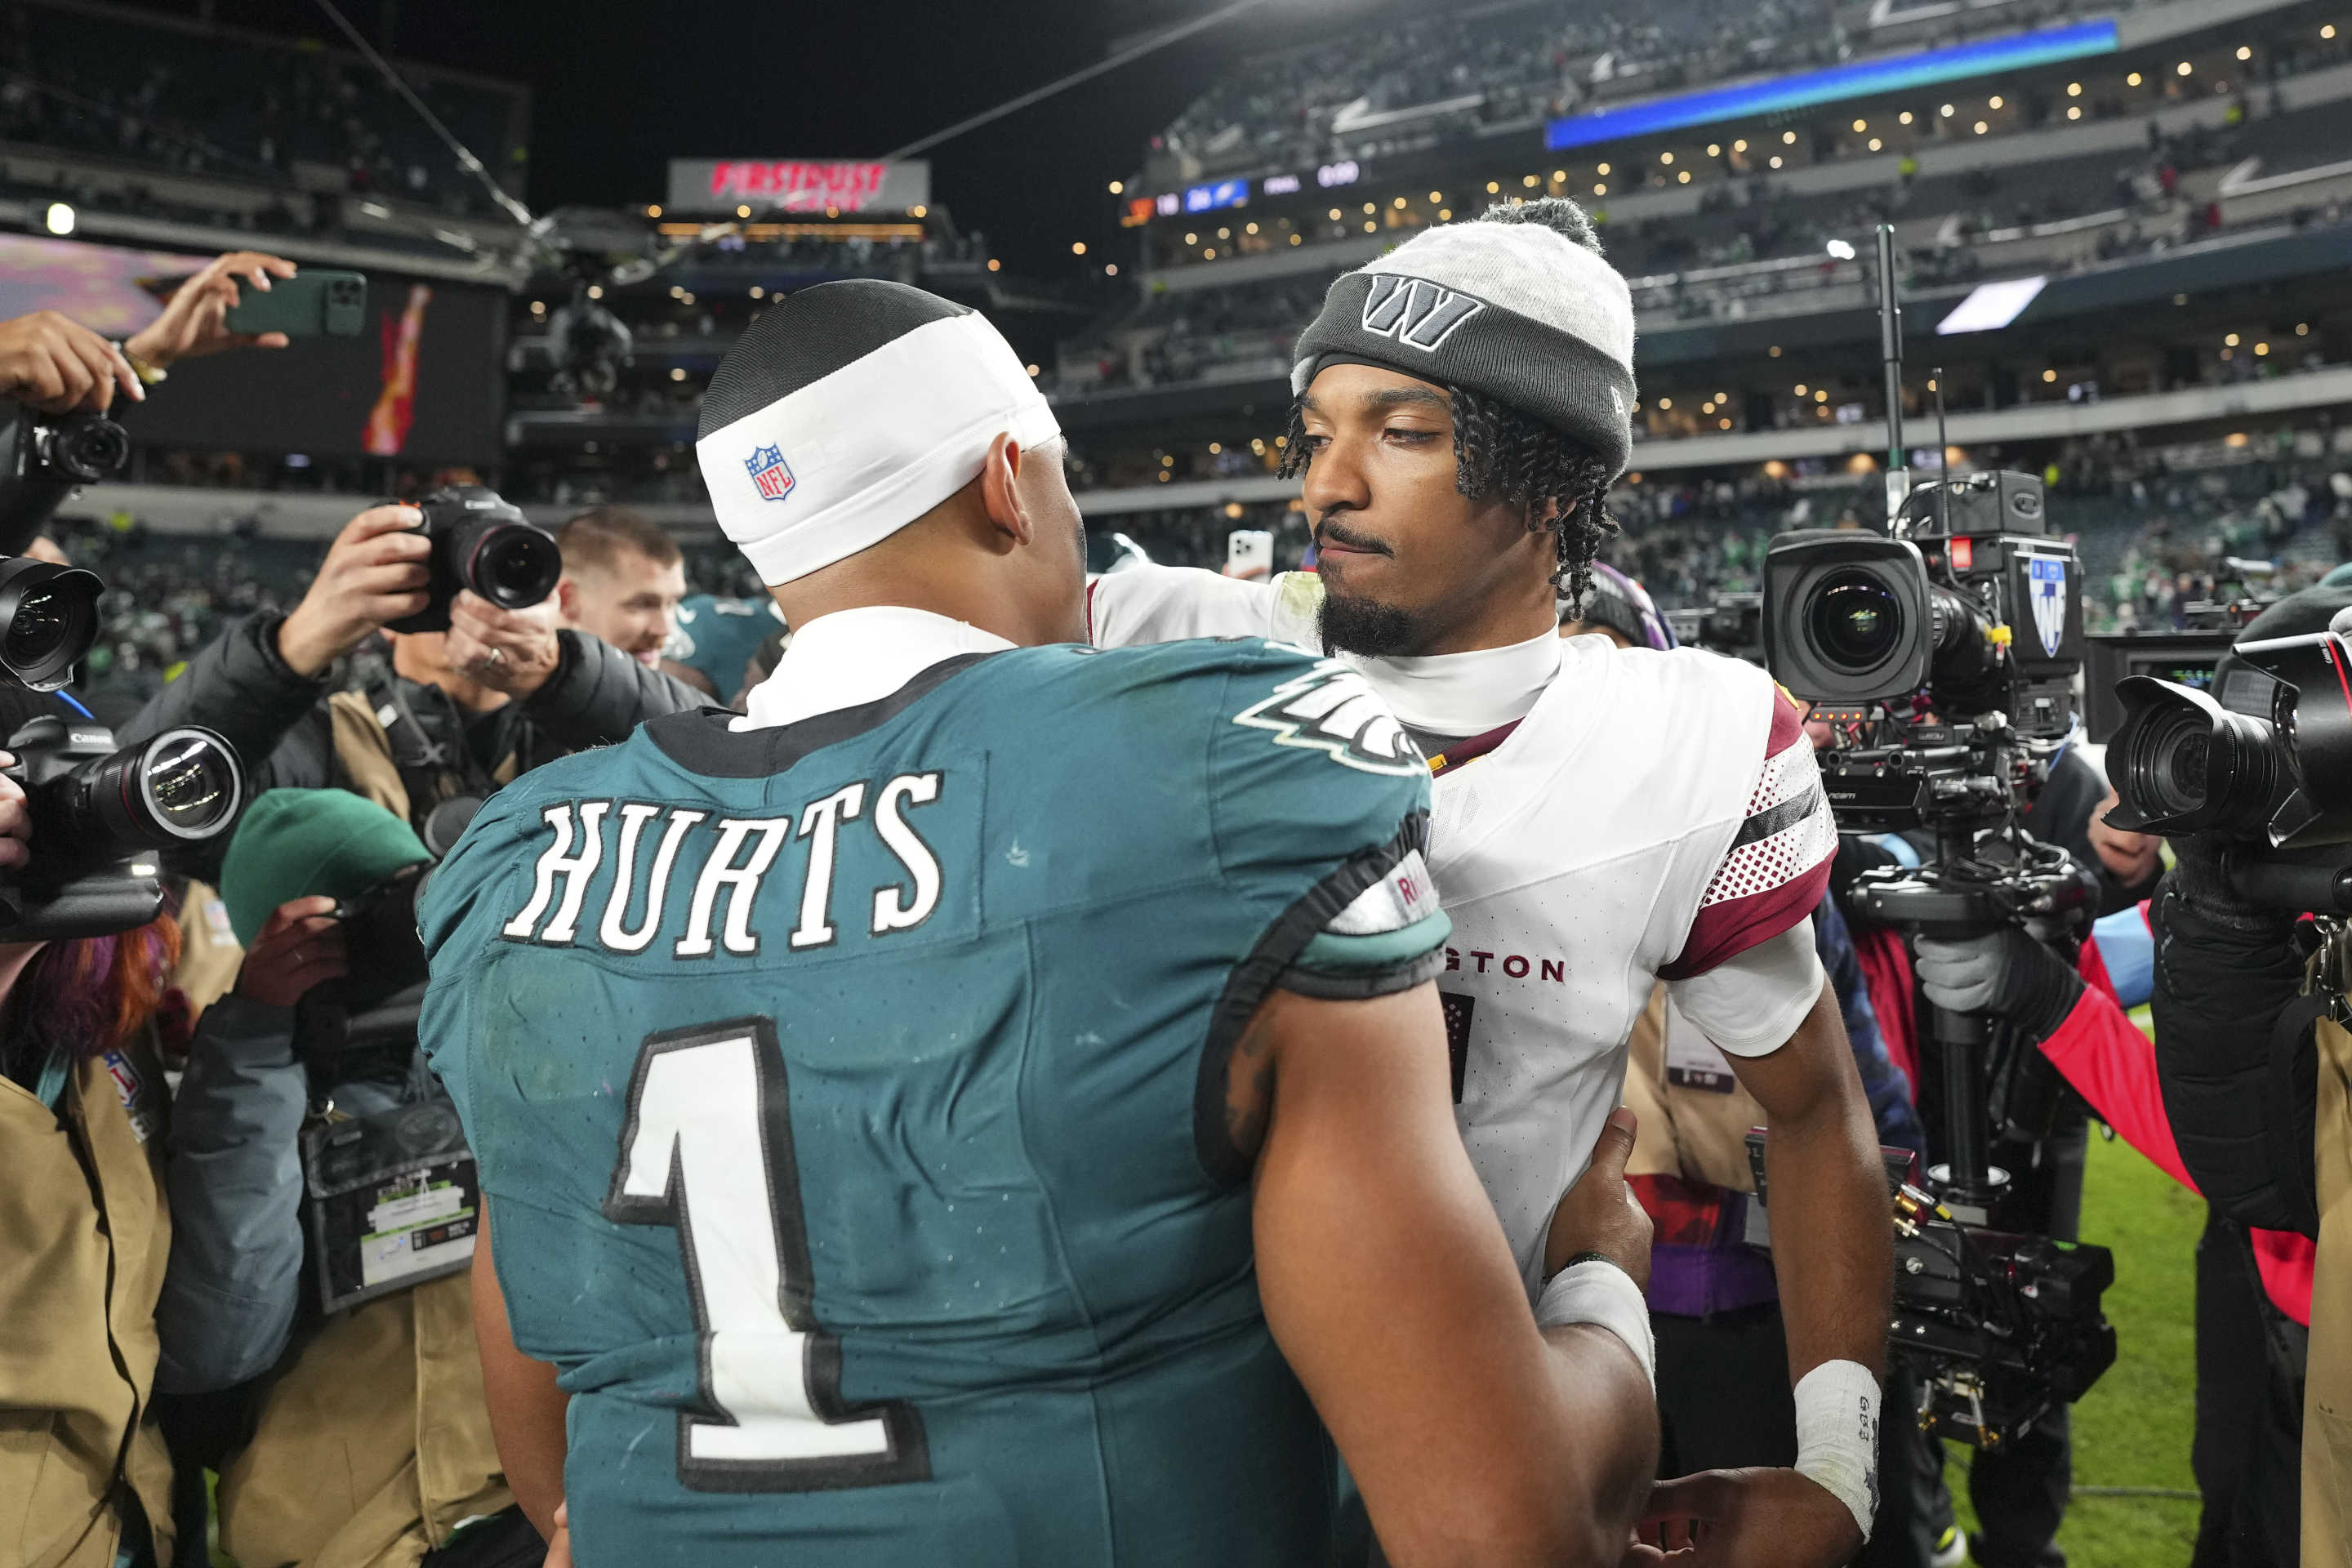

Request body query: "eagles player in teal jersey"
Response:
[421, 282, 1661, 1567]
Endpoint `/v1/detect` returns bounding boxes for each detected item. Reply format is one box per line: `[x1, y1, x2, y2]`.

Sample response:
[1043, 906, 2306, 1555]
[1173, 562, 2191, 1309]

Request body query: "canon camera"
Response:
[385, 484, 563, 634]
[0, 399, 131, 554]
[0, 715, 244, 938]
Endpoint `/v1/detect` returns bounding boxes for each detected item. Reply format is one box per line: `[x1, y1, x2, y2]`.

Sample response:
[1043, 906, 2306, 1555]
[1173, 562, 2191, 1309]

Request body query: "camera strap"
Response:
[367, 673, 497, 817]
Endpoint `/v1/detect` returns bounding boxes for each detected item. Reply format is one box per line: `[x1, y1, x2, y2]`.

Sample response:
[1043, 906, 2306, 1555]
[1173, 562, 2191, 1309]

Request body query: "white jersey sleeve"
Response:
[1087, 564, 1325, 649]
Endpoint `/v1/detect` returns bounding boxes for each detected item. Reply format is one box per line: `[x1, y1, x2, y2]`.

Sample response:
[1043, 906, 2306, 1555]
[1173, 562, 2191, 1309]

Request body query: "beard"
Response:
[1318, 588, 1423, 657]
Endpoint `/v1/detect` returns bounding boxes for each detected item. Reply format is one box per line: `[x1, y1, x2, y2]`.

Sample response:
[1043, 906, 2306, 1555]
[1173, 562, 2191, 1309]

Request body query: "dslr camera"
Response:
[0, 399, 131, 552]
[1, 714, 244, 939]
[2108, 610, 2352, 911]
[1763, 471, 2083, 831]
[386, 484, 563, 634]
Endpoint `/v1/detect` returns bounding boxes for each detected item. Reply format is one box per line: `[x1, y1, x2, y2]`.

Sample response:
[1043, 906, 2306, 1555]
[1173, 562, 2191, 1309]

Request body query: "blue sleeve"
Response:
[1814, 897, 1925, 1155]
[155, 996, 308, 1393]
[2092, 906, 2155, 1009]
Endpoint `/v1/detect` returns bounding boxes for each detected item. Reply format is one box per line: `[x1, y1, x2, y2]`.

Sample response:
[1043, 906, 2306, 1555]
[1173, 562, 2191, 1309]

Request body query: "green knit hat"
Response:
[220, 788, 432, 947]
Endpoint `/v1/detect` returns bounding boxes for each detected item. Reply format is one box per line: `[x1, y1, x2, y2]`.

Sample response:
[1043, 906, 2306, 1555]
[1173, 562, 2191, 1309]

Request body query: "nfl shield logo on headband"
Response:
[745, 443, 795, 503]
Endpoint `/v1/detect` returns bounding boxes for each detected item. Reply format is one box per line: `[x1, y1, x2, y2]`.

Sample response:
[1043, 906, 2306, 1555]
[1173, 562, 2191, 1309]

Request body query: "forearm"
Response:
[119, 612, 328, 763]
[522, 630, 706, 752]
[1766, 1101, 1893, 1378]
[474, 1209, 568, 1538]
[1536, 1323, 1661, 1552]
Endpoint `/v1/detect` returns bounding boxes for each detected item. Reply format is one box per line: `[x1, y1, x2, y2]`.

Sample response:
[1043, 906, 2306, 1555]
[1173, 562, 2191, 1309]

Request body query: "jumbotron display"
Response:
[0, 234, 506, 466]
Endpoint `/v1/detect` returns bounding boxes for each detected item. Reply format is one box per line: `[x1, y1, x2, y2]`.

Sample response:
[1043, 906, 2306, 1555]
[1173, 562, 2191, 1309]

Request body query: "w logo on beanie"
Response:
[1360, 275, 1485, 352]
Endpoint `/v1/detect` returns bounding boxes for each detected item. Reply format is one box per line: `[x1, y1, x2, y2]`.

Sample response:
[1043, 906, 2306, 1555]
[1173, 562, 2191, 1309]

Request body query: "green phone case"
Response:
[220, 271, 369, 337]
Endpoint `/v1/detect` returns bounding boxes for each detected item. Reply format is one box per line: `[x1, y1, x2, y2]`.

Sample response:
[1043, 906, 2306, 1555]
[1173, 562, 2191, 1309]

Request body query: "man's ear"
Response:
[554, 576, 582, 622]
[977, 432, 1035, 548]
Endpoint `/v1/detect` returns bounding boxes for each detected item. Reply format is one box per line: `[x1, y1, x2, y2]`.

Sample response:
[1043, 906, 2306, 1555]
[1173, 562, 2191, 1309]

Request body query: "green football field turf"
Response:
[1945, 1122, 2207, 1565]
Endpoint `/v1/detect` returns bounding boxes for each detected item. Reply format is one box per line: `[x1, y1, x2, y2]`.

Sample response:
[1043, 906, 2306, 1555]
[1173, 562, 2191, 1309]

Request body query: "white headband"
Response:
[696, 311, 1063, 586]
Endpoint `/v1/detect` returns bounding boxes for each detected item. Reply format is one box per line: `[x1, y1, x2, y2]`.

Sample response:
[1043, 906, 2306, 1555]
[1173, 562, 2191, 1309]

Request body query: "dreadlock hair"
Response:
[1279, 196, 1621, 614]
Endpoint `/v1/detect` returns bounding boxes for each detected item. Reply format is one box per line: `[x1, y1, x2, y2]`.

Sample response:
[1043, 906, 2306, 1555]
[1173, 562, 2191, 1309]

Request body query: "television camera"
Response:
[1751, 226, 2114, 1448]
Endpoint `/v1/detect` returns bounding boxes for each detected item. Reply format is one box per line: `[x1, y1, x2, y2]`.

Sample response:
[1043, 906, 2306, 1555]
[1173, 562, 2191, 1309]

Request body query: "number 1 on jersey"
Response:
[604, 1016, 928, 1491]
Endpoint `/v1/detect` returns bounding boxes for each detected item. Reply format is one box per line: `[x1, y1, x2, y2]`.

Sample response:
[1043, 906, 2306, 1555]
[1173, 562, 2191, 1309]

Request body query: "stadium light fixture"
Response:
[1431, 190, 1445, 202]
[1071, 242, 1087, 255]
[670, 368, 687, 382]
[1795, 384, 1809, 395]
[1523, 173, 1540, 186]
[1729, 144, 1744, 155]
[2042, 368, 2057, 382]
[647, 204, 662, 217]
[1708, 144, 1721, 156]
[1827, 238, 1857, 259]
[1770, 155, 1784, 167]
[1782, 130, 1797, 144]
[1935, 275, 2047, 333]
[1551, 171, 1566, 182]
[1989, 95, 2003, 108]
[1899, 112, 1913, 125]
[2069, 106, 2082, 118]
[2067, 82, 2082, 96]
[1658, 397, 1673, 409]
[748, 286, 763, 299]
[736, 204, 751, 217]
[1328, 208, 1341, 220]
[1677, 170, 1691, 183]
[586, 284, 604, 299]
[2238, 45, 2252, 59]
[2127, 71, 2144, 85]
[42, 202, 73, 235]
[1870, 138, 1883, 150]
[1660, 151, 1675, 164]
[1597, 163, 1611, 174]
[1108, 180, 1124, 194]
[1486, 180, 1500, 194]
[2256, 341, 2270, 355]
[2226, 332, 2240, 345]
[1852, 118, 1867, 132]
[1594, 184, 1607, 195]
[1940, 103, 1955, 116]
[987, 258, 1000, 271]
[2325, 24, 2337, 39]
[2299, 323, 2311, 335]
[1975, 120, 1989, 133]
[2177, 60, 2194, 74]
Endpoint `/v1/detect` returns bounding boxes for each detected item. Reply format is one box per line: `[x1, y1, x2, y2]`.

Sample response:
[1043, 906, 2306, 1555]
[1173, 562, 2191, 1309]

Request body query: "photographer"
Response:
[116, 497, 706, 871]
[550, 506, 688, 673]
[155, 788, 535, 1568]
[0, 710, 184, 1566]
[1918, 903, 2312, 1566]
[2143, 580, 2352, 1562]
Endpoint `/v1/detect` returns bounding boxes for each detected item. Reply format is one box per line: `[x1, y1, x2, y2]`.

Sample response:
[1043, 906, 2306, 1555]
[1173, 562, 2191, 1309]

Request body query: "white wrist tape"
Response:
[1534, 1259, 1655, 1390]
[1793, 1359, 1881, 1540]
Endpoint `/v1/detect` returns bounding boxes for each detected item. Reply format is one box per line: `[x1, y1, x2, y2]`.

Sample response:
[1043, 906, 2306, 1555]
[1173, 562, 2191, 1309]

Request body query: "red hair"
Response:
[20, 915, 185, 1062]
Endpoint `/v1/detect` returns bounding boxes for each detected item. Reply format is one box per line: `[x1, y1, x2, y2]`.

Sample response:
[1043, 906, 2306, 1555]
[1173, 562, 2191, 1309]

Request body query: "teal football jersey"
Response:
[420, 636, 1450, 1567]
[666, 593, 782, 704]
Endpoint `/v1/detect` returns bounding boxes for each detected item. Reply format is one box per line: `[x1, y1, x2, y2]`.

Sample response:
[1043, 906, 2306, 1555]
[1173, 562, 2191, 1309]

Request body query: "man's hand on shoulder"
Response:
[1630, 1468, 1863, 1567]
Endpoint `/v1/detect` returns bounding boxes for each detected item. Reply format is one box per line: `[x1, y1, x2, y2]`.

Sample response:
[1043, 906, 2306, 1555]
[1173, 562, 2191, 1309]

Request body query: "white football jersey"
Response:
[1090, 566, 1836, 1290]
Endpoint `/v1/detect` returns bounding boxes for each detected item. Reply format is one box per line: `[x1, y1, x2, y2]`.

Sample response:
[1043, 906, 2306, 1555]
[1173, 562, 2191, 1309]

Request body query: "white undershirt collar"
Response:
[1349, 626, 1562, 737]
[734, 605, 1014, 733]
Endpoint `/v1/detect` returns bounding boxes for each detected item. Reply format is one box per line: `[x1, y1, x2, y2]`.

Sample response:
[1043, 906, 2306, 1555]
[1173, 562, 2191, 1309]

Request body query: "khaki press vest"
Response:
[0, 1036, 176, 1568]
[216, 1272, 510, 1568]
[2306, 1013, 2352, 1566]
[1622, 983, 1770, 1192]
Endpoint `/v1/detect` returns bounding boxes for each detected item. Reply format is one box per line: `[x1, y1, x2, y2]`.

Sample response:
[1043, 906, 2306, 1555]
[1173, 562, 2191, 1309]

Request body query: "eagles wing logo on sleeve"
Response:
[1233, 660, 1425, 776]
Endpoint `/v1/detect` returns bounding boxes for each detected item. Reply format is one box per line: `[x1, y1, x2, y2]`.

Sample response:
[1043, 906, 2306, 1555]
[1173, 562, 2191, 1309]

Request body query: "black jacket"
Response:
[2024, 745, 2160, 917]
[118, 612, 706, 878]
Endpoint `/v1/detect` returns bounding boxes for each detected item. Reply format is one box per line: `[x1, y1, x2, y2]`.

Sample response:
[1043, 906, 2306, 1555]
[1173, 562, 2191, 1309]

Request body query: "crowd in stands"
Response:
[0, 0, 524, 221]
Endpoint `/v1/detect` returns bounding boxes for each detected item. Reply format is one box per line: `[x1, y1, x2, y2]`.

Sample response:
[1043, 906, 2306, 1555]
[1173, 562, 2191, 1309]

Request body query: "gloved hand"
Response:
[1911, 929, 2085, 1042]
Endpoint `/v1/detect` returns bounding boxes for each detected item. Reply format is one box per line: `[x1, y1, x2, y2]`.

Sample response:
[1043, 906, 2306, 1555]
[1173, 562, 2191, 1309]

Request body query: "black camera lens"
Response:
[1806, 569, 1904, 673]
[2118, 695, 2276, 832]
[467, 523, 563, 609]
[0, 558, 100, 692]
[139, 730, 238, 838]
[48, 416, 130, 483]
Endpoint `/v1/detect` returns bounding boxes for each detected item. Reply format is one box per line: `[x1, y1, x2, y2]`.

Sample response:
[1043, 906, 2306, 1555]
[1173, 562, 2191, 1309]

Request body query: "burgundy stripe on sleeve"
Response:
[1659, 688, 1836, 980]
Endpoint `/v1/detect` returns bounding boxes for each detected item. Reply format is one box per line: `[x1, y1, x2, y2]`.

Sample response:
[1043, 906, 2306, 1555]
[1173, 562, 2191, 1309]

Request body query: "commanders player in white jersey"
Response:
[1087, 199, 1894, 1565]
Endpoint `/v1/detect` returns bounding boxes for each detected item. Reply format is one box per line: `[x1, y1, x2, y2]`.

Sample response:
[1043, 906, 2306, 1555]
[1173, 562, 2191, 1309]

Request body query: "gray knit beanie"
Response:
[1290, 199, 1637, 478]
